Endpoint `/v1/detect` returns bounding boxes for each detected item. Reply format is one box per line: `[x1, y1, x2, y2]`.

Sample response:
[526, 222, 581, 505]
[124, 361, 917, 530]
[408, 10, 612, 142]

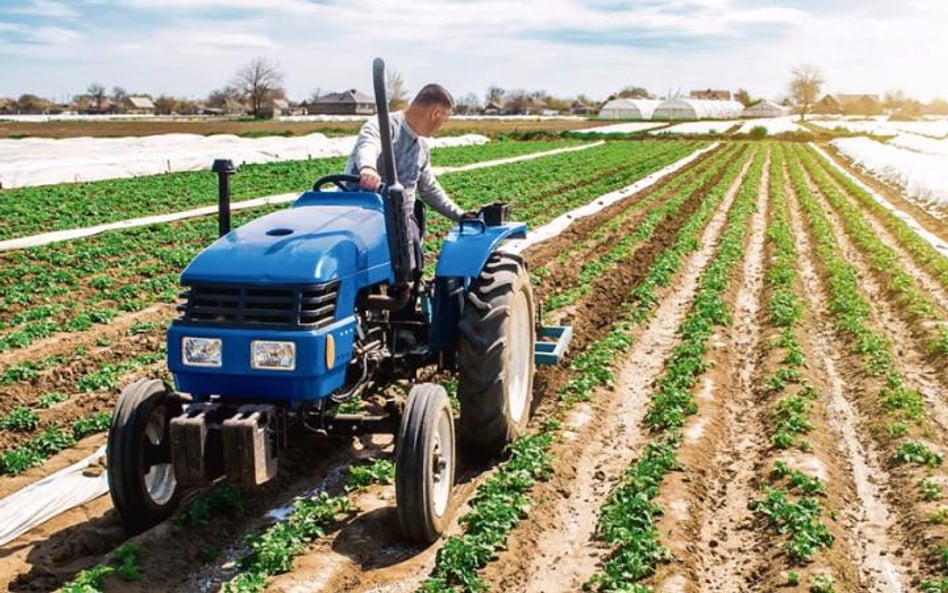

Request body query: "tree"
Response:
[486, 85, 505, 106]
[231, 58, 285, 118]
[455, 92, 481, 115]
[789, 64, 825, 120]
[617, 86, 651, 99]
[153, 95, 177, 115]
[504, 89, 530, 115]
[17, 94, 49, 114]
[87, 83, 106, 113]
[734, 88, 753, 107]
[386, 68, 408, 110]
[112, 86, 128, 111]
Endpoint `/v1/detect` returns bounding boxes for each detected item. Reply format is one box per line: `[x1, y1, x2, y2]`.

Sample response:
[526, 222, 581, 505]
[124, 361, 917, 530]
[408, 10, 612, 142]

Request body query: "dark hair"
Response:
[412, 84, 454, 109]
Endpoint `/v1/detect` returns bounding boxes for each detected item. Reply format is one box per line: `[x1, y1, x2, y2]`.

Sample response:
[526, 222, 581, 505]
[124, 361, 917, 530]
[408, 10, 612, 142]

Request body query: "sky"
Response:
[1, 0, 947, 105]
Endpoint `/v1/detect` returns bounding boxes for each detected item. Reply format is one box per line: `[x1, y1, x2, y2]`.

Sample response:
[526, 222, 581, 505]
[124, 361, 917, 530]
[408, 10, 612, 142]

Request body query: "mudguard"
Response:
[434, 221, 527, 279]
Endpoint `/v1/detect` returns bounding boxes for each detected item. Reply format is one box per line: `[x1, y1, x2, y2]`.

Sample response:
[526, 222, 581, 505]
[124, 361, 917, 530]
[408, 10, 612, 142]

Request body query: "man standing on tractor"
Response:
[345, 84, 473, 269]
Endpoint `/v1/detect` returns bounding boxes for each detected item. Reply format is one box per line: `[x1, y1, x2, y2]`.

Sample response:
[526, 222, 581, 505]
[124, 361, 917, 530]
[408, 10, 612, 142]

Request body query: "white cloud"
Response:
[116, 0, 323, 14]
[8, 1, 78, 18]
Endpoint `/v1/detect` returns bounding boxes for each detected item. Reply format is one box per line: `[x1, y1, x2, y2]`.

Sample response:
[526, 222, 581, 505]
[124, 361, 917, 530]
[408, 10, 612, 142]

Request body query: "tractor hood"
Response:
[181, 198, 392, 286]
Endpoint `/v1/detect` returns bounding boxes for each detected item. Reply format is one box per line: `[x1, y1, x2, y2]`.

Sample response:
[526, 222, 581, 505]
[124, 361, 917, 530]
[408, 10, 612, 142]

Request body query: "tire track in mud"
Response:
[650, 150, 772, 593]
[785, 159, 912, 592]
[474, 151, 757, 593]
[257, 149, 755, 593]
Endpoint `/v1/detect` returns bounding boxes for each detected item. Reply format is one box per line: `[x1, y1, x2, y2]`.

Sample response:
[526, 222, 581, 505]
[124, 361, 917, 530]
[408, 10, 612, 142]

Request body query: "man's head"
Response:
[405, 84, 454, 136]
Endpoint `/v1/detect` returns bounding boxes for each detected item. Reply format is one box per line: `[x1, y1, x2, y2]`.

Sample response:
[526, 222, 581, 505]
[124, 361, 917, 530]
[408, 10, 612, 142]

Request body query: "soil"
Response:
[2, 140, 947, 593]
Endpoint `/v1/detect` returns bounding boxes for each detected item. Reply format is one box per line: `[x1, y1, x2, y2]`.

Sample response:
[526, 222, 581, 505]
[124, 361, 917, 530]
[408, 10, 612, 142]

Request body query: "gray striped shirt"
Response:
[345, 112, 465, 222]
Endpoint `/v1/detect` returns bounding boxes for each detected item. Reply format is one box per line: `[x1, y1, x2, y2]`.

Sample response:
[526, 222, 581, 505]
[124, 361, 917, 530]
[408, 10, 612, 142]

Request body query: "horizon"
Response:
[2, 0, 947, 104]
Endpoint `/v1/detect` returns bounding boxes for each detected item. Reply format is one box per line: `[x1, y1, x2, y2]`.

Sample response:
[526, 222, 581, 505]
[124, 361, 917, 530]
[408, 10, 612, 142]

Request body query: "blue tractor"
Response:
[107, 59, 572, 542]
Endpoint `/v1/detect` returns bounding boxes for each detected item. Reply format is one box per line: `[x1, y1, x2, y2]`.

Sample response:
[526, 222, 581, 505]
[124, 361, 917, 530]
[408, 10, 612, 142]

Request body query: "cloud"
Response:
[7, 1, 78, 18]
[0, 22, 82, 45]
[115, 0, 327, 14]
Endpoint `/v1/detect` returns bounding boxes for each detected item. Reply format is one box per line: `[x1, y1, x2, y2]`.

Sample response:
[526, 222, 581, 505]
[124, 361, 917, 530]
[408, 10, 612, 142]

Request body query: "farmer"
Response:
[344, 83, 475, 270]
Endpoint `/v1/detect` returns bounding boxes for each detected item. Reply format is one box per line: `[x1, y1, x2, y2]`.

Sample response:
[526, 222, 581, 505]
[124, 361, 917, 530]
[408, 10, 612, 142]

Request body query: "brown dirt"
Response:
[0, 118, 616, 140]
[479, 143, 756, 593]
[786, 160, 932, 588]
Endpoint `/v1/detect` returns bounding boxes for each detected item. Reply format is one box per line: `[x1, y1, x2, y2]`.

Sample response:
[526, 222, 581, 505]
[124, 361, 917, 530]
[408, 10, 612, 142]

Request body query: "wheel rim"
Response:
[507, 289, 531, 423]
[142, 404, 176, 506]
[430, 407, 454, 517]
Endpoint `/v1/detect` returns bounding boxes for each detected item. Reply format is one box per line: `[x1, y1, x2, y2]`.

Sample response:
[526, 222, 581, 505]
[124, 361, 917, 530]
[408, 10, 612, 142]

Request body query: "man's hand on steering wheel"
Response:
[359, 166, 382, 191]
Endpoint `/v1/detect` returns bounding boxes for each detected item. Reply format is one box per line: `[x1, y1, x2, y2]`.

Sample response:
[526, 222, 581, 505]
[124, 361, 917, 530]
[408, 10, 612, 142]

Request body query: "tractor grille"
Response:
[177, 282, 339, 329]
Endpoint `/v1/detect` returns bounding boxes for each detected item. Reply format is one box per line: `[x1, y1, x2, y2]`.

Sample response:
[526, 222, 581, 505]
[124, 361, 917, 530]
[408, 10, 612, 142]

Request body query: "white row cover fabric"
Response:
[830, 136, 948, 206]
[742, 101, 791, 118]
[652, 98, 744, 120]
[808, 118, 948, 139]
[811, 143, 948, 254]
[571, 122, 666, 134]
[651, 120, 742, 135]
[0, 446, 108, 547]
[736, 117, 806, 135]
[598, 99, 663, 120]
[888, 133, 948, 157]
[0, 132, 489, 190]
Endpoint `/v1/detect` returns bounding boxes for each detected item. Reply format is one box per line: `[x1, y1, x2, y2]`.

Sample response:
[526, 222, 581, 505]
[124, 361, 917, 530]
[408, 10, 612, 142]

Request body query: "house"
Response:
[307, 89, 375, 115]
[812, 94, 841, 115]
[836, 93, 882, 116]
[482, 100, 503, 115]
[0, 97, 15, 114]
[124, 96, 155, 115]
[570, 101, 594, 115]
[690, 89, 732, 101]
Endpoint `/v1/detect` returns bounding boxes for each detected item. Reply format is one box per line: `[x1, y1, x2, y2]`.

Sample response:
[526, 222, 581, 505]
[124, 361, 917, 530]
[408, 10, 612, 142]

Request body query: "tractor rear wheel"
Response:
[457, 252, 535, 460]
[395, 383, 456, 543]
[107, 378, 183, 533]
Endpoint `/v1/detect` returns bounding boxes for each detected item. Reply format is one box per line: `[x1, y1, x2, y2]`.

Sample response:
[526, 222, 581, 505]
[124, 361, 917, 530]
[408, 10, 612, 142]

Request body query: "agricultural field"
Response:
[0, 128, 946, 593]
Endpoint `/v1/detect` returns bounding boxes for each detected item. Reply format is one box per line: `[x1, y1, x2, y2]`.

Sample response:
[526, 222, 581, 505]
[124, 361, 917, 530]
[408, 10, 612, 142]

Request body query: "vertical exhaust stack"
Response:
[212, 159, 236, 237]
[372, 58, 414, 287]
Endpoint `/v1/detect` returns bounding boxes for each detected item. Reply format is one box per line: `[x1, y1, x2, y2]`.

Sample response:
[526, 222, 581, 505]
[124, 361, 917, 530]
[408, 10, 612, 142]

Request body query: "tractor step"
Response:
[535, 325, 573, 365]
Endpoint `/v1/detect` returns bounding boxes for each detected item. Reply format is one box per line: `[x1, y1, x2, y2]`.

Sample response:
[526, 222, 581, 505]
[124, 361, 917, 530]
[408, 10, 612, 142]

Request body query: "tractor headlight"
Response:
[251, 340, 296, 371]
[182, 337, 222, 367]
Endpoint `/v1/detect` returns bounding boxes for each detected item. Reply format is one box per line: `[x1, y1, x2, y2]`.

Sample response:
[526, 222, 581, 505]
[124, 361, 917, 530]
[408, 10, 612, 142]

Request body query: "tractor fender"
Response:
[434, 222, 527, 279]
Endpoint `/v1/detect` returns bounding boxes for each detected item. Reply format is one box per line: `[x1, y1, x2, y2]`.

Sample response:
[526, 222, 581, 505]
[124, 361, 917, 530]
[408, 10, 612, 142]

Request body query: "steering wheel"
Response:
[313, 174, 362, 192]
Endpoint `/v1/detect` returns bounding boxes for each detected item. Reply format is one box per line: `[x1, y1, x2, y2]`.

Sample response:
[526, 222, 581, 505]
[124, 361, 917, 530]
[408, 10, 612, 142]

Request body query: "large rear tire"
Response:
[107, 378, 183, 533]
[395, 383, 456, 543]
[457, 252, 535, 460]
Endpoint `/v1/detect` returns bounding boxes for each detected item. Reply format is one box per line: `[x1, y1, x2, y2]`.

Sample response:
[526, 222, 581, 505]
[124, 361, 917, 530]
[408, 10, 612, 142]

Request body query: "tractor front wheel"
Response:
[395, 383, 456, 543]
[107, 378, 183, 533]
[457, 252, 535, 460]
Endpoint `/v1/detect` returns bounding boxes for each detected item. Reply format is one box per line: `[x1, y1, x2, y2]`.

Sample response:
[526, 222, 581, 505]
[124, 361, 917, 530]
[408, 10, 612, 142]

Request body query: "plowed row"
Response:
[1, 139, 946, 593]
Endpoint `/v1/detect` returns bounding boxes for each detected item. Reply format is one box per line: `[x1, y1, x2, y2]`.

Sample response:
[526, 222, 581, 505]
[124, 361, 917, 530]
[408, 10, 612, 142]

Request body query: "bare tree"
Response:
[504, 89, 530, 115]
[386, 68, 408, 110]
[486, 85, 505, 106]
[87, 83, 106, 113]
[231, 58, 285, 118]
[789, 64, 825, 120]
[455, 92, 481, 115]
[111, 86, 128, 111]
[153, 95, 177, 115]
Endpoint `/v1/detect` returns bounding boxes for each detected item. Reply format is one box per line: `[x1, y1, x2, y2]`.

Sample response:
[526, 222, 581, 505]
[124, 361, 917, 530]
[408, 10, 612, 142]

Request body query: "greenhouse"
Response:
[742, 100, 791, 118]
[598, 99, 662, 120]
[652, 98, 744, 120]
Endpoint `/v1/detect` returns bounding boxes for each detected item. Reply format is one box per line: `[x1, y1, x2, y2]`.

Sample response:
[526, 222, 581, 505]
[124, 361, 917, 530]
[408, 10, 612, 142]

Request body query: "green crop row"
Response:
[587, 147, 763, 592]
[796, 146, 947, 355]
[785, 144, 948, 587]
[417, 146, 757, 593]
[0, 141, 590, 241]
[809, 147, 948, 292]
[0, 142, 701, 354]
[544, 144, 745, 313]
